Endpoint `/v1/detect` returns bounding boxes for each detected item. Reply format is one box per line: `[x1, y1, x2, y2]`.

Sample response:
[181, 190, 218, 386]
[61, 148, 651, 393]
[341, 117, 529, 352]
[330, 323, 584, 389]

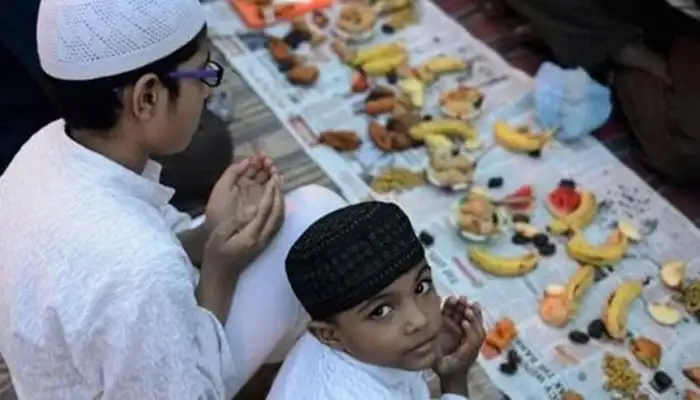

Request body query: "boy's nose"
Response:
[404, 303, 428, 334]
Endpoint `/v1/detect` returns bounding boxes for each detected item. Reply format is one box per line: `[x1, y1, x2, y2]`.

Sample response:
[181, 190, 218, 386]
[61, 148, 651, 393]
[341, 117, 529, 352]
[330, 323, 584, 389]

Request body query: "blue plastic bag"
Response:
[534, 62, 612, 141]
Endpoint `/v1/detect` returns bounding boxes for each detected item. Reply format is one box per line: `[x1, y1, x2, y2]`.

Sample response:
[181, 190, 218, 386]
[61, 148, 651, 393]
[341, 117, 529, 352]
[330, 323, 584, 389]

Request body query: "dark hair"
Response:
[45, 27, 207, 132]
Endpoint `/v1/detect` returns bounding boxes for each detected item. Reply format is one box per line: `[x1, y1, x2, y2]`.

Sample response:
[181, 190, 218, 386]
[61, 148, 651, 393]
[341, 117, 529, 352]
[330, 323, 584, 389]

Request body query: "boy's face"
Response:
[310, 262, 443, 371]
[129, 44, 210, 155]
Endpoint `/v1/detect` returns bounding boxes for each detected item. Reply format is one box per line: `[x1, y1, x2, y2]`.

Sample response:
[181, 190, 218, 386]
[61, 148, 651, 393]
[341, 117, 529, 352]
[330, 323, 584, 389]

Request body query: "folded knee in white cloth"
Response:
[220, 184, 347, 397]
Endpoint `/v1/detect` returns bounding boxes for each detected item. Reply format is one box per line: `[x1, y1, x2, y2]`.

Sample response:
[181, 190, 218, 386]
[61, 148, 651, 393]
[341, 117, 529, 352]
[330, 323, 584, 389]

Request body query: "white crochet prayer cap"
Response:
[37, 0, 206, 81]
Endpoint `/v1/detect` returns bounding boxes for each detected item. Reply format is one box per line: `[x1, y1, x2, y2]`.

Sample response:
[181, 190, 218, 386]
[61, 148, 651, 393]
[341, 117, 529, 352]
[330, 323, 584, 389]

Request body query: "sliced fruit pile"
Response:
[502, 184, 535, 216]
[538, 265, 595, 328]
[426, 145, 476, 189]
[546, 179, 597, 235]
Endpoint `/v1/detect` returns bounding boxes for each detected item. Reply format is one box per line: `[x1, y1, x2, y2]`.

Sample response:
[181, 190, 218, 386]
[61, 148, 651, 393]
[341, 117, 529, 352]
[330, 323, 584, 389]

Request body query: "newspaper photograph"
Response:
[206, 0, 700, 398]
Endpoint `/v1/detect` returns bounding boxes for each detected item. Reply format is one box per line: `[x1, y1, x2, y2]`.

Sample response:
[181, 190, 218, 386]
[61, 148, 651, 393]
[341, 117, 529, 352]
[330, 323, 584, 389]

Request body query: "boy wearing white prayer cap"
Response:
[0, 0, 347, 398]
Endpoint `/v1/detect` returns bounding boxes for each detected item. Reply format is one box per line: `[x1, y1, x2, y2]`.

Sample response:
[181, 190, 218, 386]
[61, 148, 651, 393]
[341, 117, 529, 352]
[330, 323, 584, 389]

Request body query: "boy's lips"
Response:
[405, 333, 438, 355]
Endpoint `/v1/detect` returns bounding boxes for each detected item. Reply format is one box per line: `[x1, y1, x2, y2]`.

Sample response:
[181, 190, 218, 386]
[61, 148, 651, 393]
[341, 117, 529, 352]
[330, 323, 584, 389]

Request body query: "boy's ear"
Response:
[309, 320, 345, 352]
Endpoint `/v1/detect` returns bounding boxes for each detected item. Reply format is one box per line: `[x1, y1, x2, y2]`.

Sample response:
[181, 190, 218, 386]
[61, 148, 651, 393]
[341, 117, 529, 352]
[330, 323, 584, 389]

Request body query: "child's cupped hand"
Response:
[433, 296, 486, 377]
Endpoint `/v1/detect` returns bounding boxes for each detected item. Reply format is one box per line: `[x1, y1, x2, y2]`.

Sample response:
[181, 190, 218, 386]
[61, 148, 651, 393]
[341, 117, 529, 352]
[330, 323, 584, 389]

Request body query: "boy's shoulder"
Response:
[268, 333, 398, 400]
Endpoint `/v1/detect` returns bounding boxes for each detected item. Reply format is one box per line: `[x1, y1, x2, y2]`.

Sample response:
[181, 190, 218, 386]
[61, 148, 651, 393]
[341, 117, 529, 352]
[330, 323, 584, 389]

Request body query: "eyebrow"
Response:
[356, 263, 431, 312]
[414, 264, 430, 282]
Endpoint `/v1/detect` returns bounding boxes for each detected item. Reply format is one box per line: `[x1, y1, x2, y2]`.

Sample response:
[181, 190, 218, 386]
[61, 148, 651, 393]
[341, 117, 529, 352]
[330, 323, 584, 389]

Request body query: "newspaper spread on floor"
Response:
[205, 1, 700, 398]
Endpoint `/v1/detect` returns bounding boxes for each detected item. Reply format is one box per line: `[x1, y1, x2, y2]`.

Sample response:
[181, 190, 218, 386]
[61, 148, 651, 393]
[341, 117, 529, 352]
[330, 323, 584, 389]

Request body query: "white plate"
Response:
[449, 197, 510, 242]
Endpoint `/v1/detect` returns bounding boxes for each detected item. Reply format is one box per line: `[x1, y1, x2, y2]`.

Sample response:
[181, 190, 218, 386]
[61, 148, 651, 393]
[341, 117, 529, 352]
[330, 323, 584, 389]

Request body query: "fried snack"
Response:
[287, 65, 319, 86]
[370, 167, 424, 194]
[366, 86, 395, 101]
[337, 3, 376, 35]
[351, 71, 370, 93]
[369, 121, 393, 151]
[318, 131, 362, 151]
[266, 37, 294, 64]
[364, 97, 396, 116]
[602, 353, 642, 398]
[391, 132, 413, 149]
[629, 337, 662, 369]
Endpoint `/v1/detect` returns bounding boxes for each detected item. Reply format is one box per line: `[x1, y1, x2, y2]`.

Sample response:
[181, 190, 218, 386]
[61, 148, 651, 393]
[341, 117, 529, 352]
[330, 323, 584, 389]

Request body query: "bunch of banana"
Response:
[468, 246, 539, 277]
[566, 229, 629, 267]
[493, 120, 553, 153]
[409, 119, 477, 142]
[349, 43, 408, 76]
[547, 190, 598, 235]
[601, 280, 643, 340]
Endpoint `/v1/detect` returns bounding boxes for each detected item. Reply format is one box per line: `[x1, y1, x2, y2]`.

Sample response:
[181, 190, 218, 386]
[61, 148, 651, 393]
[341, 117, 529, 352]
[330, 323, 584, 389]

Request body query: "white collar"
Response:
[50, 119, 175, 207]
[332, 346, 422, 390]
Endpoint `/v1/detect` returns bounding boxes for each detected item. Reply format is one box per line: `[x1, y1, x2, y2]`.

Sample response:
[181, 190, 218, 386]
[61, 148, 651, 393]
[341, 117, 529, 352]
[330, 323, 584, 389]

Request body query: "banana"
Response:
[398, 77, 425, 107]
[351, 43, 405, 67]
[562, 265, 595, 315]
[468, 247, 539, 277]
[601, 280, 643, 340]
[493, 120, 552, 153]
[362, 52, 409, 76]
[409, 119, 476, 141]
[566, 229, 629, 267]
[422, 55, 468, 75]
[423, 133, 453, 149]
[547, 190, 598, 235]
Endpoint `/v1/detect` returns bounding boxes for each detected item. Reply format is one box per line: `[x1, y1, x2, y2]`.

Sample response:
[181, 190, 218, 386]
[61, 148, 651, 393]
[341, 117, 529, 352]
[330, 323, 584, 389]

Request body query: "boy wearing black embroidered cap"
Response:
[269, 201, 485, 400]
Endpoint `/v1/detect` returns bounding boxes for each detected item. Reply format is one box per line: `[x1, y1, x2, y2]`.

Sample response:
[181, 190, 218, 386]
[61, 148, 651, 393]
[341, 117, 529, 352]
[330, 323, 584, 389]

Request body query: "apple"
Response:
[660, 260, 685, 290]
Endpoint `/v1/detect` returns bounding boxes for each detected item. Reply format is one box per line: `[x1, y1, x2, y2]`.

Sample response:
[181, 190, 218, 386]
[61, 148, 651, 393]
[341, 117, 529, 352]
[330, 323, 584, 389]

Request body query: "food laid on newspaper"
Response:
[204, 0, 700, 398]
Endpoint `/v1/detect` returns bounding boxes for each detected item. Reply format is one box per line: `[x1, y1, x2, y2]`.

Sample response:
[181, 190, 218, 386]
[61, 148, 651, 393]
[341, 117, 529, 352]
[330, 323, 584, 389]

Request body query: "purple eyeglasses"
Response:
[168, 60, 224, 88]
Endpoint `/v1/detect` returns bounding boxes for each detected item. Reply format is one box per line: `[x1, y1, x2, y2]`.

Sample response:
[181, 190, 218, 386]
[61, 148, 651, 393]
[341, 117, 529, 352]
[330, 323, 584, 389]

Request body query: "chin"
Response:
[400, 348, 438, 371]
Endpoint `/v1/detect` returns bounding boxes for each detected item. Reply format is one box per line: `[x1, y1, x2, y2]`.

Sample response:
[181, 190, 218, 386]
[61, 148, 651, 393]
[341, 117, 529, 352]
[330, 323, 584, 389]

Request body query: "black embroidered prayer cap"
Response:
[285, 201, 425, 320]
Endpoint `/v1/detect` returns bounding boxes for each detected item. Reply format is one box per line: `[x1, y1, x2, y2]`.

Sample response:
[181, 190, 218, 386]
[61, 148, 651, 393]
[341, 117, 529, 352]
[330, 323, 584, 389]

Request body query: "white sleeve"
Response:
[159, 203, 194, 233]
[71, 253, 234, 400]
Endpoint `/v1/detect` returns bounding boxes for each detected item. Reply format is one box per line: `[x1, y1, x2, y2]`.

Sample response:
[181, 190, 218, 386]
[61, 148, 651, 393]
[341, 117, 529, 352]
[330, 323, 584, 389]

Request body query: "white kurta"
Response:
[268, 332, 469, 400]
[0, 120, 234, 399]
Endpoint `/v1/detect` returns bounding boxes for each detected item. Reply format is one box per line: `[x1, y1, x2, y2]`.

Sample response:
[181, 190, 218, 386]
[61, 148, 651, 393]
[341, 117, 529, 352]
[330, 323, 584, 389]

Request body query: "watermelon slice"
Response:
[504, 184, 534, 214]
[546, 186, 581, 218]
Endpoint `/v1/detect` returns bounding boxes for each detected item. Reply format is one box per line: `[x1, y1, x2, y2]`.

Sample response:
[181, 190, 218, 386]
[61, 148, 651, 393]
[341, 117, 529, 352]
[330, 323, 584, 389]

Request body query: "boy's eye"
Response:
[369, 305, 393, 319]
[415, 278, 434, 295]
